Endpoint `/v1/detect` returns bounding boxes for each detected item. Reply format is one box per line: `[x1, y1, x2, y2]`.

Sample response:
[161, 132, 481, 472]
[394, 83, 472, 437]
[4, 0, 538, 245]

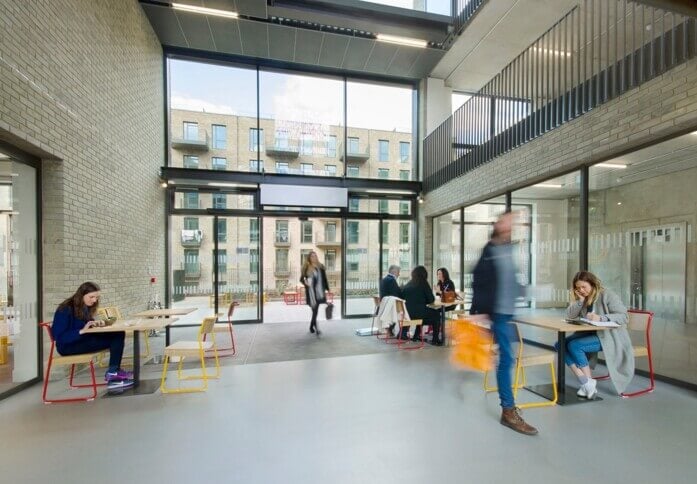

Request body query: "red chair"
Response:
[204, 301, 238, 357]
[596, 309, 655, 398]
[40, 322, 105, 404]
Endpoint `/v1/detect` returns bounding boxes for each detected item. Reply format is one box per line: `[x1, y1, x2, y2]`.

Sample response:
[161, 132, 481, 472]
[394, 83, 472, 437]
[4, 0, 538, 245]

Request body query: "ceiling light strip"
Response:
[376, 34, 427, 49]
[172, 3, 239, 19]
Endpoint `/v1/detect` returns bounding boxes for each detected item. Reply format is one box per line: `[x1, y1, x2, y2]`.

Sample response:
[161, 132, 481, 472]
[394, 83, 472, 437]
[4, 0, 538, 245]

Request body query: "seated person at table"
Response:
[380, 265, 403, 299]
[401, 266, 442, 345]
[52, 282, 134, 390]
[435, 267, 458, 312]
[558, 271, 633, 399]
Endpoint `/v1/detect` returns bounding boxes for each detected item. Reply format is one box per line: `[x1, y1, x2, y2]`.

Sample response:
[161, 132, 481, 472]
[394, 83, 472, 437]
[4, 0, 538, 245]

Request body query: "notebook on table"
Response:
[565, 317, 619, 328]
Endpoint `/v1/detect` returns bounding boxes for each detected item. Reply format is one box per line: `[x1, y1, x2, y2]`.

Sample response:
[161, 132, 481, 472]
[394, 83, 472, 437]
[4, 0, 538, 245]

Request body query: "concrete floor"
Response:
[1, 319, 696, 484]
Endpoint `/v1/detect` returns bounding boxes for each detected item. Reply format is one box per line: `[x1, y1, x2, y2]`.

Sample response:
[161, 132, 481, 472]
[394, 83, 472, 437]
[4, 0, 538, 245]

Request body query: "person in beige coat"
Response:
[561, 271, 634, 398]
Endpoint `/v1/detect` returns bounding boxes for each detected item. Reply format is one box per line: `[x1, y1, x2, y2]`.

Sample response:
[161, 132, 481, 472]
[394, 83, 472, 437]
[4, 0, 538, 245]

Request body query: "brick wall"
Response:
[0, 0, 164, 319]
[421, 56, 697, 271]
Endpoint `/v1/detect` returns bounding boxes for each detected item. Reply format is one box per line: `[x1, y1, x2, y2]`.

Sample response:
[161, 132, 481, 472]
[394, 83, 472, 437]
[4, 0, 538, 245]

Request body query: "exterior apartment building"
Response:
[169, 109, 413, 300]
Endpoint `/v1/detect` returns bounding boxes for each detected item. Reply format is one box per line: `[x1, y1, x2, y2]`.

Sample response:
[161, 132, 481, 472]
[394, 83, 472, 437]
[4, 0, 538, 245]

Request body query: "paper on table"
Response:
[567, 317, 619, 328]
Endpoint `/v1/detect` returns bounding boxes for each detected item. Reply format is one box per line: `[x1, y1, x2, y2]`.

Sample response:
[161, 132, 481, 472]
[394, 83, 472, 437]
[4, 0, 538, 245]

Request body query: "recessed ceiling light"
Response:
[617, 202, 622, 205]
[172, 3, 239, 19]
[596, 163, 628, 169]
[376, 34, 428, 48]
[534, 183, 563, 188]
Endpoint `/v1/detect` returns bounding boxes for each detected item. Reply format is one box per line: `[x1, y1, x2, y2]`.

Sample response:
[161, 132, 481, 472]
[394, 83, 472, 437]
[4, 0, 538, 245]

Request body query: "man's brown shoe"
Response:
[501, 407, 538, 436]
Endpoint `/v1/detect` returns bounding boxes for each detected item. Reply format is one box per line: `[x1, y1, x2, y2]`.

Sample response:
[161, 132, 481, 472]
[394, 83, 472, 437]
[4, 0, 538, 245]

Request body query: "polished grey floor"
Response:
[2, 320, 696, 484]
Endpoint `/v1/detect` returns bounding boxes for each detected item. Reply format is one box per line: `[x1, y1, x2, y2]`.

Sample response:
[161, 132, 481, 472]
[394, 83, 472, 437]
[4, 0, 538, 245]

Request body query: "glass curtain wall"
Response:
[0, 159, 38, 396]
[588, 133, 697, 385]
[169, 59, 257, 172]
[259, 70, 344, 176]
[346, 80, 414, 181]
[345, 219, 381, 315]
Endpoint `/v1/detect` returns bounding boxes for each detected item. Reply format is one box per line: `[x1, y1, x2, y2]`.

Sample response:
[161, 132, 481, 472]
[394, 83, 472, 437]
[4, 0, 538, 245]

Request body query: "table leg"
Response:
[440, 307, 446, 344]
[104, 330, 161, 397]
[557, 331, 566, 404]
[133, 330, 141, 386]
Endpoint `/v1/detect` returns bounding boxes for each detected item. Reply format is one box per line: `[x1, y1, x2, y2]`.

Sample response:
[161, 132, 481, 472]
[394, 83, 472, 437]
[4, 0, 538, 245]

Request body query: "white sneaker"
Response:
[576, 385, 588, 398]
[583, 378, 598, 399]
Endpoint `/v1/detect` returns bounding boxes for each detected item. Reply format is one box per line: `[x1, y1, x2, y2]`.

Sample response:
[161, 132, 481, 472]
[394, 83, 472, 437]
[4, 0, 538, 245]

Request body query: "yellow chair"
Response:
[95, 306, 151, 367]
[484, 323, 558, 409]
[160, 316, 220, 394]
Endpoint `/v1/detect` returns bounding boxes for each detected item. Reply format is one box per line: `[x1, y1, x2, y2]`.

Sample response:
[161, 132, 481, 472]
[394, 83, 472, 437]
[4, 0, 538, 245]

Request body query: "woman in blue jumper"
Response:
[52, 282, 133, 390]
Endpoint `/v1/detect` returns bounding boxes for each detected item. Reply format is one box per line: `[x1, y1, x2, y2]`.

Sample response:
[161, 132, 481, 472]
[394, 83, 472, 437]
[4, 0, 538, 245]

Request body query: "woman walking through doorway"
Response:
[301, 250, 330, 336]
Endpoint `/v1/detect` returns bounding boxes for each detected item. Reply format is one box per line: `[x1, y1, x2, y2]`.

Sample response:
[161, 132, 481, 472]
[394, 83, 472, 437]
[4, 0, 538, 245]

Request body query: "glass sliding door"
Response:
[345, 219, 381, 315]
[216, 216, 260, 323]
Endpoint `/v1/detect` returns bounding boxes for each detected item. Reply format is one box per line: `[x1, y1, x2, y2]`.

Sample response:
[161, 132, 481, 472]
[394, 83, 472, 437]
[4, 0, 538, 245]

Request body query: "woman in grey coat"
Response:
[561, 271, 634, 399]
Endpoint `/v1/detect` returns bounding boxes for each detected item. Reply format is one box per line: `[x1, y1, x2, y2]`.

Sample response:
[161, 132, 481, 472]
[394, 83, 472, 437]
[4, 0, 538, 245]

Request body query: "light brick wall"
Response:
[421, 57, 697, 271]
[0, 0, 164, 319]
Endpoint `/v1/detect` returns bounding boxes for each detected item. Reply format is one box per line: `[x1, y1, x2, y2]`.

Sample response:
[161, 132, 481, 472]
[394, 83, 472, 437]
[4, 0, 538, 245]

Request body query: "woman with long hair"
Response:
[52, 282, 133, 390]
[301, 251, 330, 336]
[401, 265, 442, 345]
[561, 271, 633, 399]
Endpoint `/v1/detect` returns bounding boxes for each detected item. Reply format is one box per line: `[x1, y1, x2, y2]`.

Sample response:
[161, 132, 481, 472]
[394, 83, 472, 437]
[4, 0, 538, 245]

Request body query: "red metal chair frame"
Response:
[204, 301, 238, 357]
[40, 322, 105, 404]
[595, 309, 655, 398]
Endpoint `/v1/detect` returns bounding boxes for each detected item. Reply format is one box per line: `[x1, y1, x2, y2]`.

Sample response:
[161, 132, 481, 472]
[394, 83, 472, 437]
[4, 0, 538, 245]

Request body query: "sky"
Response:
[361, 0, 451, 16]
[169, 59, 414, 133]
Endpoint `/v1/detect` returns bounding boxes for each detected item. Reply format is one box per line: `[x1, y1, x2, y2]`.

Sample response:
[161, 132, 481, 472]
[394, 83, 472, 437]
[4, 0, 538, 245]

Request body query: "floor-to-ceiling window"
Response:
[0, 155, 39, 398]
[433, 209, 461, 291]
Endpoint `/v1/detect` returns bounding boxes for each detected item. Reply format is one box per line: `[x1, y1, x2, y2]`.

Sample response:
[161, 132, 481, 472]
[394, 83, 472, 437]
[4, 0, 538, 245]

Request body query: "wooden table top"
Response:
[130, 308, 197, 318]
[513, 314, 610, 333]
[80, 318, 177, 334]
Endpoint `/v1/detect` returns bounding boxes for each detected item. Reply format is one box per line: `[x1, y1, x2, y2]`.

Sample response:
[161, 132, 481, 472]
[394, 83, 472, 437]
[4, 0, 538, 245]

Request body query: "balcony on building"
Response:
[339, 141, 370, 162]
[274, 265, 291, 277]
[266, 138, 300, 158]
[172, 129, 209, 151]
[274, 232, 290, 247]
[184, 262, 201, 279]
[315, 232, 341, 248]
[181, 229, 203, 247]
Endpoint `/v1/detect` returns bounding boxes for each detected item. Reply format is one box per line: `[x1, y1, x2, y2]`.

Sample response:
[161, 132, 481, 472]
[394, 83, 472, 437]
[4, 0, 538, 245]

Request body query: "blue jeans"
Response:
[57, 333, 126, 373]
[491, 314, 517, 409]
[554, 333, 602, 369]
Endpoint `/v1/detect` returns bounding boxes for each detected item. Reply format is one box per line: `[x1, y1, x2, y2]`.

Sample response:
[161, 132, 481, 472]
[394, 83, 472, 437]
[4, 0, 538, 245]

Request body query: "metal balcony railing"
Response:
[172, 129, 209, 151]
[265, 139, 300, 157]
[315, 232, 340, 247]
[181, 229, 203, 247]
[183, 262, 201, 278]
[339, 141, 370, 162]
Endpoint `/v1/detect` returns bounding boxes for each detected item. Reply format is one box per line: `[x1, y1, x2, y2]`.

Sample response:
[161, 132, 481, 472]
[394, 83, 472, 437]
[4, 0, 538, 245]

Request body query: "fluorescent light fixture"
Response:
[172, 3, 239, 19]
[596, 163, 627, 169]
[363, 188, 415, 195]
[533, 47, 571, 57]
[376, 34, 428, 48]
[534, 183, 563, 188]
[207, 182, 256, 189]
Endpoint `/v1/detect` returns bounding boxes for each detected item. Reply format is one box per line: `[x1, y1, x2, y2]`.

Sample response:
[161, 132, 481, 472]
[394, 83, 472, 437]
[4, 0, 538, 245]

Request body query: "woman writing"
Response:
[560, 271, 634, 399]
[301, 251, 330, 336]
[52, 282, 134, 390]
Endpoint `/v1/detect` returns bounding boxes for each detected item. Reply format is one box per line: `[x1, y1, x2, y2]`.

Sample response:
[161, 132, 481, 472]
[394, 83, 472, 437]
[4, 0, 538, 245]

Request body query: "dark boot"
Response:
[411, 327, 422, 342]
[388, 323, 395, 336]
[500, 407, 538, 436]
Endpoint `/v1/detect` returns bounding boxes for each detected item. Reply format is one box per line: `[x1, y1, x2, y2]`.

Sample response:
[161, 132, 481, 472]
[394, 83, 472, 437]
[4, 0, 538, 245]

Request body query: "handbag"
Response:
[450, 318, 493, 372]
[325, 303, 334, 320]
[442, 290, 456, 303]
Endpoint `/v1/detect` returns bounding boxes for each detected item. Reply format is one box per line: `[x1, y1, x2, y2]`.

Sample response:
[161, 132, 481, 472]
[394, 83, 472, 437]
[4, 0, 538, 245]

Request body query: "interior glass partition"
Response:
[0, 159, 38, 396]
[588, 133, 697, 385]
[433, 209, 461, 290]
[345, 219, 381, 315]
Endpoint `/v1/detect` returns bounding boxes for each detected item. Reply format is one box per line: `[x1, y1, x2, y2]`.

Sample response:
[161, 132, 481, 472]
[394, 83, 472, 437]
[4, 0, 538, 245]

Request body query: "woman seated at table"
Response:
[401, 266, 442, 345]
[435, 267, 458, 312]
[52, 281, 134, 390]
[559, 271, 633, 399]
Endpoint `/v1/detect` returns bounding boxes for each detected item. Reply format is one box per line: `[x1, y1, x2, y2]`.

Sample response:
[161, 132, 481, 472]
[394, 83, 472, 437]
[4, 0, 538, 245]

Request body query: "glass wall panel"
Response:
[433, 209, 461, 290]
[169, 59, 257, 171]
[361, 0, 450, 15]
[262, 216, 342, 322]
[260, 70, 344, 176]
[345, 219, 381, 315]
[0, 159, 38, 395]
[512, 173, 581, 345]
[346, 80, 413, 181]
[174, 191, 255, 210]
[462, 197, 506, 308]
[588, 133, 697, 385]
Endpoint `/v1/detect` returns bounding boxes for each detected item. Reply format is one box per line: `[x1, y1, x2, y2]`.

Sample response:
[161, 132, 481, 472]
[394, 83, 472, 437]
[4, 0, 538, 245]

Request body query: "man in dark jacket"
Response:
[471, 211, 537, 436]
[380, 265, 402, 299]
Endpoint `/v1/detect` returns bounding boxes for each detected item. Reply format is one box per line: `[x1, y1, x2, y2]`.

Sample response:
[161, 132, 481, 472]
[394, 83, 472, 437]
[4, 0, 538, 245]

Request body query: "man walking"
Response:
[471, 212, 538, 436]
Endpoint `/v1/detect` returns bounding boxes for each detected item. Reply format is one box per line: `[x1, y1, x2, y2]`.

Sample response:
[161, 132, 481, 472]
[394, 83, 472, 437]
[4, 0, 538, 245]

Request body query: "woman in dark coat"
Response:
[401, 266, 442, 345]
[301, 250, 330, 336]
[435, 267, 458, 312]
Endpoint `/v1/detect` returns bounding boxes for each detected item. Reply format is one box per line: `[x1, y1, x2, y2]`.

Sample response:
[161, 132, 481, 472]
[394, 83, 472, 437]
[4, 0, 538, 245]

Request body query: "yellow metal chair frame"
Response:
[483, 323, 558, 408]
[96, 306, 151, 368]
[160, 316, 220, 394]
